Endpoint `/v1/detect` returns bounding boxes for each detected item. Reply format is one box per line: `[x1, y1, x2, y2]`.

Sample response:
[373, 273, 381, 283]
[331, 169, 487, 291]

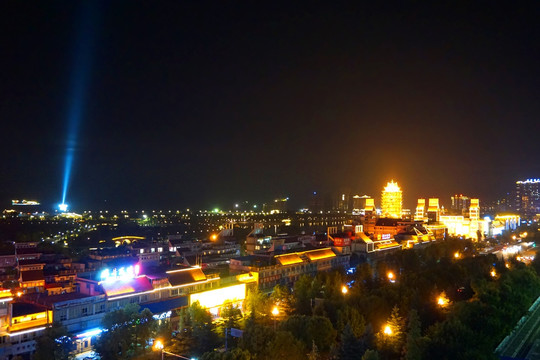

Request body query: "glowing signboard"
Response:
[381, 234, 391, 240]
[190, 284, 246, 309]
[100, 264, 140, 283]
[152, 311, 172, 320]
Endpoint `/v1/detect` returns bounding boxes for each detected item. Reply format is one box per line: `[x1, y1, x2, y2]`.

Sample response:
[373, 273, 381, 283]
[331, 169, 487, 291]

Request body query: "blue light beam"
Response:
[60, 2, 100, 209]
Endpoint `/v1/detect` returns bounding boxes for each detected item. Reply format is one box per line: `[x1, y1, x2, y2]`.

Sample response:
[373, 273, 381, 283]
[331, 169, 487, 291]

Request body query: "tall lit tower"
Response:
[381, 180, 402, 218]
[515, 179, 540, 220]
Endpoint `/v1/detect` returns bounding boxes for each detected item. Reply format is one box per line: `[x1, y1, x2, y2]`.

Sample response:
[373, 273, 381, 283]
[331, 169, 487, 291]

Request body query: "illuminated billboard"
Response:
[189, 284, 246, 309]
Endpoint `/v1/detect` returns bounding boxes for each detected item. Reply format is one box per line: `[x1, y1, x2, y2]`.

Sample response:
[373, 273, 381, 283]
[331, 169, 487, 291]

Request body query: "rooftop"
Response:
[12, 302, 48, 317]
[101, 276, 154, 297]
[21, 270, 44, 282]
[167, 267, 207, 287]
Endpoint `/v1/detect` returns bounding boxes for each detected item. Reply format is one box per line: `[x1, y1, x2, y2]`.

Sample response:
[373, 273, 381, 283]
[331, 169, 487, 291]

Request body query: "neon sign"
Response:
[382, 234, 391, 240]
[100, 264, 140, 283]
[152, 311, 172, 320]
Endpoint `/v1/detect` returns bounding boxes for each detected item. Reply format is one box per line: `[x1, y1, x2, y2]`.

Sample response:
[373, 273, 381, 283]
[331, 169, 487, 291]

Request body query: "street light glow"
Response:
[272, 306, 279, 316]
[154, 340, 164, 351]
[341, 285, 348, 294]
[437, 292, 449, 307]
[384, 325, 392, 335]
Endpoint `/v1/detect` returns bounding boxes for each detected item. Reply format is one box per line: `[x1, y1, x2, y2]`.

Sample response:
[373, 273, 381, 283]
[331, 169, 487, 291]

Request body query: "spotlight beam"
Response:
[60, 2, 100, 209]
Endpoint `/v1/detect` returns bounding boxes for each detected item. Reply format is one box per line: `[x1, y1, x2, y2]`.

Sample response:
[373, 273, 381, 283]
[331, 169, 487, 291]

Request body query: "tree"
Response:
[244, 287, 269, 319]
[201, 348, 253, 360]
[34, 322, 71, 360]
[219, 301, 243, 349]
[282, 315, 336, 352]
[265, 331, 306, 360]
[133, 308, 156, 354]
[339, 323, 364, 360]
[272, 284, 294, 315]
[337, 306, 365, 338]
[403, 309, 422, 360]
[361, 349, 380, 360]
[239, 316, 274, 357]
[307, 340, 320, 360]
[376, 305, 404, 355]
[94, 303, 157, 360]
[178, 302, 219, 357]
[355, 262, 374, 290]
[294, 275, 316, 315]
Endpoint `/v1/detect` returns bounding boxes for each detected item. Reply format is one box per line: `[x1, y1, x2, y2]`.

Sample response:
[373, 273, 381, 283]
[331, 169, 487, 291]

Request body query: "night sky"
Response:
[1, 2, 539, 210]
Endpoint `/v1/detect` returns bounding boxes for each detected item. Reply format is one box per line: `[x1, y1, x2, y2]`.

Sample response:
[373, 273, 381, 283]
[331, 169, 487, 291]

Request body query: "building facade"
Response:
[381, 180, 402, 219]
[515, 179, 540, 221]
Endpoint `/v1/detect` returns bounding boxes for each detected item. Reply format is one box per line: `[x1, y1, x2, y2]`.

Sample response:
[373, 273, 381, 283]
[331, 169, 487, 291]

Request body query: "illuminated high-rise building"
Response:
[469, 199, 480, 221]
[427, 198, 440, 222]
[415, 199, 426, 221]
[364, 198, 375, 213]
[451, 194, 470, 215]
[352, 195, 372, 212]
[273, 197, 289, 212]
[515, 179, 540, 220]
[381, 180, 402, 218]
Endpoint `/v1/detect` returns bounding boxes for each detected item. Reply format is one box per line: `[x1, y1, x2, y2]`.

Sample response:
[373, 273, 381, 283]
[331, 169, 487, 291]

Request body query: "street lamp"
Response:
[153, 339, 195, 360]
[272, 306, 279, 331]
[341, 285, 348, 295]
[387, 271, 395, 283]
[154, 340, 164, 360]
[383, 324, 392, 336]
[437, 292, 449, 307]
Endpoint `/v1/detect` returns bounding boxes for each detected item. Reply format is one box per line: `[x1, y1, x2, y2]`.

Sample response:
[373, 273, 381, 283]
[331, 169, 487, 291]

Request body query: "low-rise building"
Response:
[230, 247, 349, 290]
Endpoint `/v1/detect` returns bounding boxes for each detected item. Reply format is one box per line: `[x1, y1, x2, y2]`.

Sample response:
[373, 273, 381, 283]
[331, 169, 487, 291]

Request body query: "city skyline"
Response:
[1, 2, 539, 210]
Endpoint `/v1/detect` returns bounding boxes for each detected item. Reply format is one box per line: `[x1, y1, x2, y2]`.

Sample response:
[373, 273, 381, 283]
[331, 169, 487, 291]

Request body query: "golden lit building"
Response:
[381, 180, 402, 218]
[439, 198, 488, 240]
[415, 199, 426, 221]
[427, 198, 440, 222]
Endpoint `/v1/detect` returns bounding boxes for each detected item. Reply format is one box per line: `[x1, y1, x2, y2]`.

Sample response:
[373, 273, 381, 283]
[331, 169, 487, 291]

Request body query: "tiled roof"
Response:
[167, 268, 206, 287]
[276, 253, 303, 266]
[304, 248, 336, 261]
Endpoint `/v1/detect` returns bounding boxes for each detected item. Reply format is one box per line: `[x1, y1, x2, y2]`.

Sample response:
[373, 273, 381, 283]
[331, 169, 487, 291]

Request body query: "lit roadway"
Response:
[497, 296, 540, 359]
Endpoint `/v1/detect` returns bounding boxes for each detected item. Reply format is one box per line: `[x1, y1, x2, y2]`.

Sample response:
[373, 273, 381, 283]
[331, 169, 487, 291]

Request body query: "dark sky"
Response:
[1, 1, 539, 210]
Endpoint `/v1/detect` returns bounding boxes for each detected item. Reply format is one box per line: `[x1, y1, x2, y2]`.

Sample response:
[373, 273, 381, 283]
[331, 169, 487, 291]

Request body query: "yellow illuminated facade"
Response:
[415, 199, 426, 221]
[381, 180, 402, 218]
[439, 199, 488, 240]
[189, 283, 246, 310]
[10, 310, 52, 333]
[364, 198, 375, 212]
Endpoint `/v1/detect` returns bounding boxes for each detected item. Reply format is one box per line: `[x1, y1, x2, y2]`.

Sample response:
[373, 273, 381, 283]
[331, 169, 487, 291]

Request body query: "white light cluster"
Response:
[100, 265, 140, 283]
